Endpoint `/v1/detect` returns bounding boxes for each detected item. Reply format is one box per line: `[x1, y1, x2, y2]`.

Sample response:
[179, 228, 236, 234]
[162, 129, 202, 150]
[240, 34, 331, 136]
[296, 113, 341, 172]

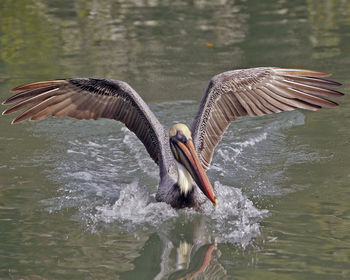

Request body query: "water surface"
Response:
[1, 0, 350, 279]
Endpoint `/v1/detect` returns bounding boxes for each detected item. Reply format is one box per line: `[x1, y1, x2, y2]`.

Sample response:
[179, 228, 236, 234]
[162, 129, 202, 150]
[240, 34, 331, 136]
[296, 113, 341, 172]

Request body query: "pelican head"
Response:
[169, 123, 218, 206]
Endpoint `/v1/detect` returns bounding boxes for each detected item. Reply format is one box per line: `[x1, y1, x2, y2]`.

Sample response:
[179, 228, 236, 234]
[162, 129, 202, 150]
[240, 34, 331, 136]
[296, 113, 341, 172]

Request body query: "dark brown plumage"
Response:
[3, 78, 168, 167]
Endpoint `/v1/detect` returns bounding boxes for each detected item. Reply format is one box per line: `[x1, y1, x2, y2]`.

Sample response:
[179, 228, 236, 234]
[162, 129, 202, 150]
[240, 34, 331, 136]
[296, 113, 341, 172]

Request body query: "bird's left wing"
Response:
[2, 78, 168, 167]
[191, 67, 344, 170]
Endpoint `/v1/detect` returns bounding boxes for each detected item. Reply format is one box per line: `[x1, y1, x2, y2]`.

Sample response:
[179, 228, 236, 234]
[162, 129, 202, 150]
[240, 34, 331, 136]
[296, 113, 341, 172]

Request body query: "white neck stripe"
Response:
[176, 162, 194, 196]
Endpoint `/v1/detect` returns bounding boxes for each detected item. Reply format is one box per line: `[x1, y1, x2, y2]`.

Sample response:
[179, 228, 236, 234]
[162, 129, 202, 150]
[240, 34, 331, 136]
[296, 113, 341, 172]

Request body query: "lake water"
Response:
[0, 0, 350, 279]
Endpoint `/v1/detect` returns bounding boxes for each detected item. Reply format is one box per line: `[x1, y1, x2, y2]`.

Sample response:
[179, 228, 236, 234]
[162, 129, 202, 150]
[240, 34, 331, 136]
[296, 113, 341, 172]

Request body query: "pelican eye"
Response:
[176, 131, 187, 143]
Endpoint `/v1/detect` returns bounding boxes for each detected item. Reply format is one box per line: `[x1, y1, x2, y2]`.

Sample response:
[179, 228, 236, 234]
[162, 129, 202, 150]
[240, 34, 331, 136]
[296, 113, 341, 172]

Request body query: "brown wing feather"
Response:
[2, 78, 167, 166]
[191, 67, 344, 170]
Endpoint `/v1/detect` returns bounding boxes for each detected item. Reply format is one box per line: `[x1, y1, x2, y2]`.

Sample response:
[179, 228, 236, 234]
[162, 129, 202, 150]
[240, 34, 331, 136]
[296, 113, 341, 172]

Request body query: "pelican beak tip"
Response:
[214, 198, 218, 207]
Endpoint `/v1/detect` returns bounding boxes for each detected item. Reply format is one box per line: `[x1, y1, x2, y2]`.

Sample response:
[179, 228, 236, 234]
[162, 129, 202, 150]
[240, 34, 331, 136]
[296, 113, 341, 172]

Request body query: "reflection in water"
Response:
[176, 244, 222, 280]
[128, 218, 227, 280]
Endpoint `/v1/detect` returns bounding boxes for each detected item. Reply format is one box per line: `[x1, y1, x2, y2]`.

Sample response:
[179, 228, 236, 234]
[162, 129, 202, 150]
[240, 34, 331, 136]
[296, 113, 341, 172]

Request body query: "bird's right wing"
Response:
[191, 67, 344, 170]
[2, 78, 168, 167]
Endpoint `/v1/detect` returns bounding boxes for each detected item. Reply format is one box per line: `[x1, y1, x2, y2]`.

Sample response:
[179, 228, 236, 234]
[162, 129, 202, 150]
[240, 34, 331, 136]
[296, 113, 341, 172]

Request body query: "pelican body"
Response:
[2, 67, 344, 208]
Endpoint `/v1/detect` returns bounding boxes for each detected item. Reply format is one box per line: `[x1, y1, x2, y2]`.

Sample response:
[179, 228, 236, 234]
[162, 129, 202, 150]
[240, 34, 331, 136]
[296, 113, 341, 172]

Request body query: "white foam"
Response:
[86, 141, 106, 148]
[237, 132, 267, 148]
[67, 149, 87, 155]
[93, 181, 178, 229]
[202, 181, 268, 247]
[71, 171, 93, 181]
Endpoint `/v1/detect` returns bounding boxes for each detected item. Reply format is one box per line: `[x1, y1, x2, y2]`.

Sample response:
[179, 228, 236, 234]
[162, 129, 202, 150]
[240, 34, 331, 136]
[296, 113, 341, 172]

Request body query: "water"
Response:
[1, 0, 350, 279]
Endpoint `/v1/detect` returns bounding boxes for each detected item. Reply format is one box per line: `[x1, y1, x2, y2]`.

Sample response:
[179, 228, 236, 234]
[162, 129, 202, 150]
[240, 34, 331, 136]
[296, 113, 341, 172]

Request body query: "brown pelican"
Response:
[2, 67, 344, 208]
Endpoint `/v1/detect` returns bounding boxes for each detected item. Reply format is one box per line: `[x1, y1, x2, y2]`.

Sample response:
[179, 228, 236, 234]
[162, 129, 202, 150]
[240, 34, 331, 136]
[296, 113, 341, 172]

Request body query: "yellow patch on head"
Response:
[169, 123, 192, 139]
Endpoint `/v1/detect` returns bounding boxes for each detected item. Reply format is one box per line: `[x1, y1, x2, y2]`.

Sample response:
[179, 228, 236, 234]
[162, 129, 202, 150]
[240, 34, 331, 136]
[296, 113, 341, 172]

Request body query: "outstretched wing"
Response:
[2, 78, 168, 166]
[191, 67, 344, 170]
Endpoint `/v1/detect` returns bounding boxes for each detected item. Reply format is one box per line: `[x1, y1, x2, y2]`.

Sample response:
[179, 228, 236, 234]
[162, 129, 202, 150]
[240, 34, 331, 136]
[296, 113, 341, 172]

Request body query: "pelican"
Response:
[2, 67, 344, 208]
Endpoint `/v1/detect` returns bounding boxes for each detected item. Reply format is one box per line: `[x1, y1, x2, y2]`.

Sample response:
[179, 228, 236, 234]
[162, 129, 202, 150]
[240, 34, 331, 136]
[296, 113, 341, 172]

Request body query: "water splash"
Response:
[33, 103, 321, 247]
[83, 180, 267, 247]
[203, 182, 268, 247]
[121, 127, 159, 178]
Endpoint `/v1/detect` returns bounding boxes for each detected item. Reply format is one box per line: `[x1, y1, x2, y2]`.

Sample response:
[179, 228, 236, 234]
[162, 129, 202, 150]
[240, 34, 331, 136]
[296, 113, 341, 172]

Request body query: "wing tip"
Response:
[11, 115, 25, 124]
[10, 84, 30, 93]
[10, 80, 66, 93]
[3, 96, 20, 105]
[10, 116, 20, 124]
[276, 68, 332, 77]
[331, 91, 344, 98]
[327, 101, 339, 107]
[330, 81, 342, 87]
[2, 108, 10, 115]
